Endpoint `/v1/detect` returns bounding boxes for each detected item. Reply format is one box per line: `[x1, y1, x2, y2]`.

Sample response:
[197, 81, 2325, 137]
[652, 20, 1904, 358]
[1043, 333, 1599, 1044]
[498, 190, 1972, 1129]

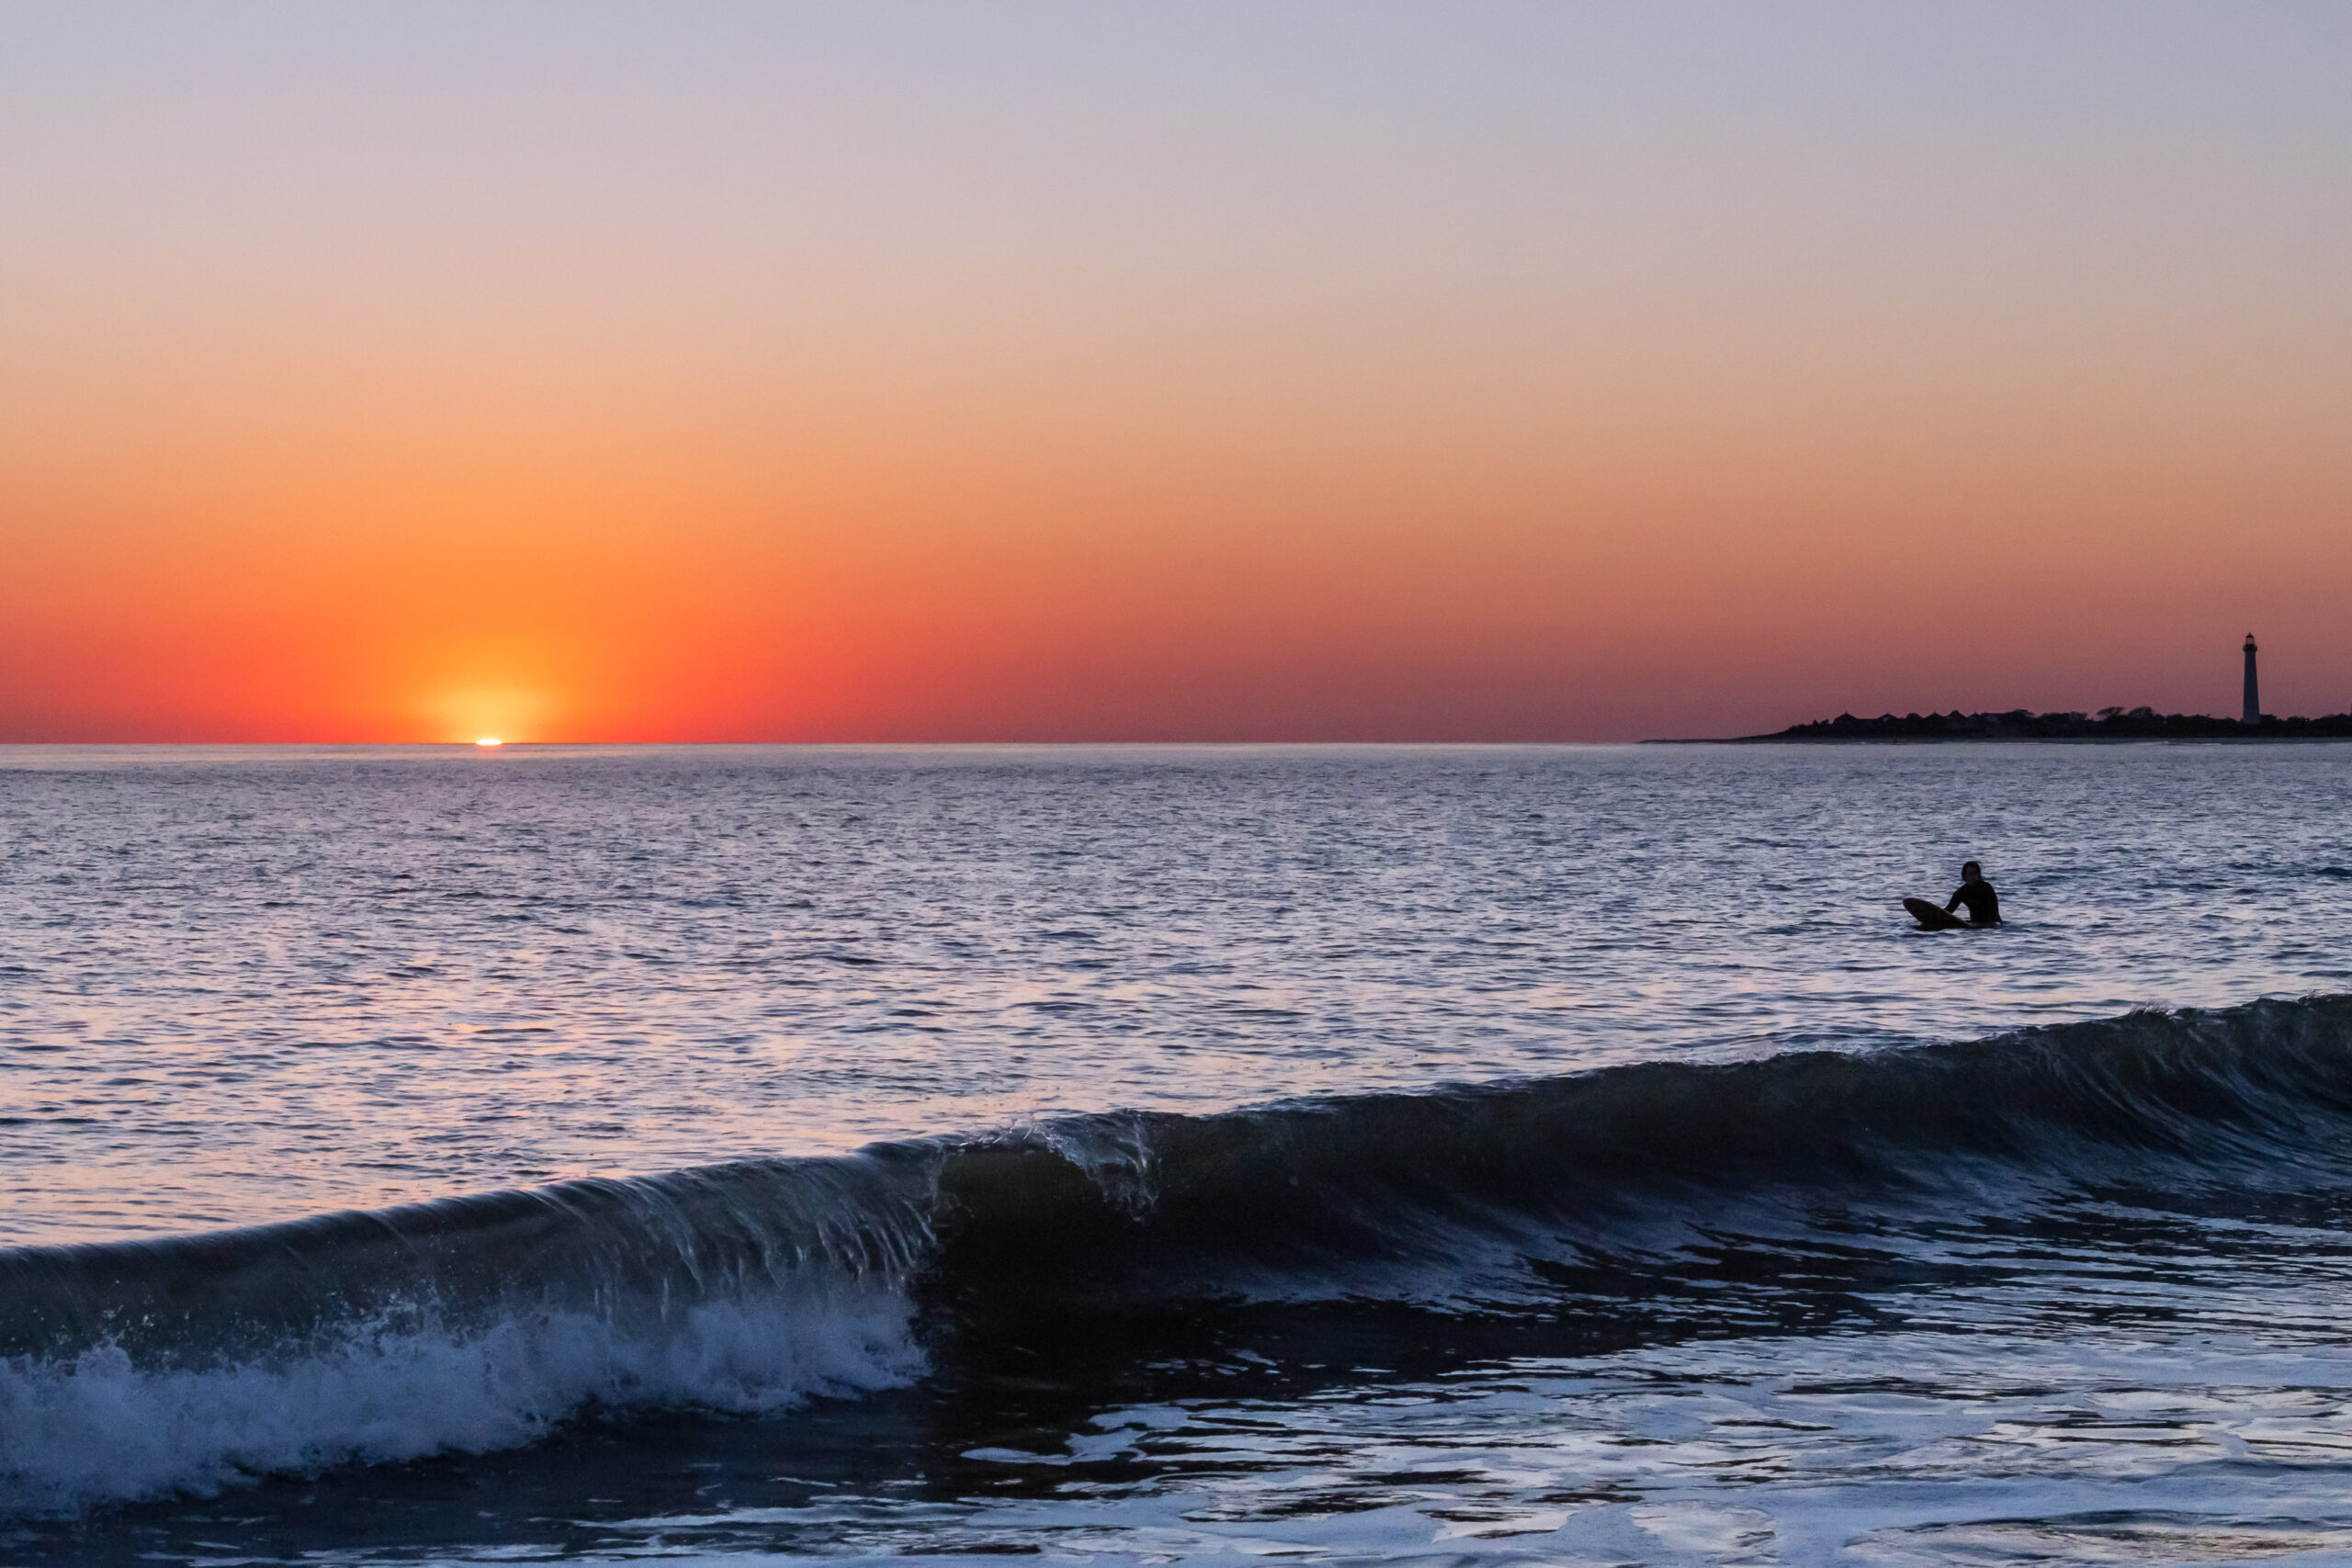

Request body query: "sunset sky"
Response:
[4, 2, 2348, 741]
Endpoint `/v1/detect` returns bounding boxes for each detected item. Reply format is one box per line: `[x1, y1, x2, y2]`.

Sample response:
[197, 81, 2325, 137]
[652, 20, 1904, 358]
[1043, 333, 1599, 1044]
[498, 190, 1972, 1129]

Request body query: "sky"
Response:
[3, 2, 2348, 741]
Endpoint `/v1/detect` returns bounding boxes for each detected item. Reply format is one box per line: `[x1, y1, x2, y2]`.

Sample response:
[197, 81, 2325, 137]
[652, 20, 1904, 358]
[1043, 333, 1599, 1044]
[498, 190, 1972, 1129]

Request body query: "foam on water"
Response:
[0, 1287, 920, 1516]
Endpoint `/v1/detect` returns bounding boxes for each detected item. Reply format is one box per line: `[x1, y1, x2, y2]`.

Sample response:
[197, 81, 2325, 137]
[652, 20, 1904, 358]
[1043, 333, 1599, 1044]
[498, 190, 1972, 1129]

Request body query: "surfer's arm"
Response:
[1943, 890, 1962, 913]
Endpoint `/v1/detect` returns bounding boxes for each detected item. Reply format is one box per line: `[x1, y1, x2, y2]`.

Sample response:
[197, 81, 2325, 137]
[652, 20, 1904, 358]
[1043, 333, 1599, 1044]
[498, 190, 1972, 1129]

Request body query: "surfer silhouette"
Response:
[1944, 862, 2000, 924]
[1904, 862, 2000, 930]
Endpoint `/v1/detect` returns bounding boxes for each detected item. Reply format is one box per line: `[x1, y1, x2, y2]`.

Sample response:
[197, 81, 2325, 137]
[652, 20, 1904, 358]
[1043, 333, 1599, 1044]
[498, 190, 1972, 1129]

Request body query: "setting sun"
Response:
[474, 737, 502, 748]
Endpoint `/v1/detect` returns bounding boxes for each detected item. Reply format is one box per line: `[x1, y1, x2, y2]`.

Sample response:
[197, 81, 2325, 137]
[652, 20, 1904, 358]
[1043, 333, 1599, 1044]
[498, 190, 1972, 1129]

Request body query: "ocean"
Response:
[5, 741, 2352, 1565]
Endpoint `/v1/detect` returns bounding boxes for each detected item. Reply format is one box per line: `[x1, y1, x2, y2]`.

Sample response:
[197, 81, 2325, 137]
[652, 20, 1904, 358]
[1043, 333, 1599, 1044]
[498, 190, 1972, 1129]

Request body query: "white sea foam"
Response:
[0, 1284, 922, 1517]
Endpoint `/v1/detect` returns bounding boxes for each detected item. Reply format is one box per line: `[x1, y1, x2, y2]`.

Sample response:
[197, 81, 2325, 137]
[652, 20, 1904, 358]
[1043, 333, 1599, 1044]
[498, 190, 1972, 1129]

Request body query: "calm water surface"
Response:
[3, 742, 2345, 1242]
[4, 743, 2352, 1567]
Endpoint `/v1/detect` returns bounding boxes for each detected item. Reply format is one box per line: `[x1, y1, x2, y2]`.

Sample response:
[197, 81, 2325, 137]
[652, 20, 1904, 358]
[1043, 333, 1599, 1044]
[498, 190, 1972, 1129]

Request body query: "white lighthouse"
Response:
[2243, 634, 2261, 726]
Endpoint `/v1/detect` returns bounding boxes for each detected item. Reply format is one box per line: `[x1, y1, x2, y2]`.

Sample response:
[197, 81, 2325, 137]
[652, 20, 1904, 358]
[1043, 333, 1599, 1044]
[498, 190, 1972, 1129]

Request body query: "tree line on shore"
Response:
[1739, 707, 2352, 741]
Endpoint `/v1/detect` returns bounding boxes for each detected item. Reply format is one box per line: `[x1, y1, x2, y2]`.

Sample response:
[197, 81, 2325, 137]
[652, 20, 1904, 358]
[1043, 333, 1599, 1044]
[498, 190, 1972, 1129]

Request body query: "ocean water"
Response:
[5, 741, 2352, 1565]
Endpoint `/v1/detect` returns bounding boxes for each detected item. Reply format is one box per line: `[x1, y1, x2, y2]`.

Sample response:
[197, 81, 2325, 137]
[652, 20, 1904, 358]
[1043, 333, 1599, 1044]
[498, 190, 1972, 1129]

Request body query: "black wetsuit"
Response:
[1947, 880, 2000, 925]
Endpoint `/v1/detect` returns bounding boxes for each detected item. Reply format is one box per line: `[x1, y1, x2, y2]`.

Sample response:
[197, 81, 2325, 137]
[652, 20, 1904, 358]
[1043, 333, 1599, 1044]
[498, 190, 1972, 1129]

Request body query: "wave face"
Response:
[8, 995, 2352, 1517]
[0, 1155, 937, 1514]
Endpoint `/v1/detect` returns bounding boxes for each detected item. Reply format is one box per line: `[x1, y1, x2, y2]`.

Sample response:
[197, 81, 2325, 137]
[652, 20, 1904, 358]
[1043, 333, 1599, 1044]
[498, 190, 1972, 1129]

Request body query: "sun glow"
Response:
[424, 678, 555, 748]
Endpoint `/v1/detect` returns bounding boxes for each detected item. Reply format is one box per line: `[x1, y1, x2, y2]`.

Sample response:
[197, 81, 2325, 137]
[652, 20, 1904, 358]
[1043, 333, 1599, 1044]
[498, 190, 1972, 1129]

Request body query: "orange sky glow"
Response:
[5, 4, 2348, 741]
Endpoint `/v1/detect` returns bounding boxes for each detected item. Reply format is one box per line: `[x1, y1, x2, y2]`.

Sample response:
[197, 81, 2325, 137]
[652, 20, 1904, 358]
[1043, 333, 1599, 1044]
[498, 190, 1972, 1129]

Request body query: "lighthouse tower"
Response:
[2243, 634, 2261, 726]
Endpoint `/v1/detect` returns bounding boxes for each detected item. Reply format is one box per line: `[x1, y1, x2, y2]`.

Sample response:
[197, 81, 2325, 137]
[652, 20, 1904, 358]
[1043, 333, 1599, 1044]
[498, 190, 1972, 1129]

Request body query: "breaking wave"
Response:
[8, 995, 2352, 1517]
[0, 1157, 934, 1515]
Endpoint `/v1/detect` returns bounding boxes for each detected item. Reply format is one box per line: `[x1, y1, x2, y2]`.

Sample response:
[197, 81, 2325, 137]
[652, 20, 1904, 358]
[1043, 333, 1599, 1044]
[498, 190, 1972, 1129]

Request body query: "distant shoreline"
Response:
[1651, 708, 2352, 743]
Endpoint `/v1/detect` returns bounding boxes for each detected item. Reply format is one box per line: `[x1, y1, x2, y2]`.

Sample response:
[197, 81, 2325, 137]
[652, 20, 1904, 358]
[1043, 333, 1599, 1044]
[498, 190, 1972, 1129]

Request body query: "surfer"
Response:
[1943, 861, 2000, 925]
[1903, 862, 2001, 929]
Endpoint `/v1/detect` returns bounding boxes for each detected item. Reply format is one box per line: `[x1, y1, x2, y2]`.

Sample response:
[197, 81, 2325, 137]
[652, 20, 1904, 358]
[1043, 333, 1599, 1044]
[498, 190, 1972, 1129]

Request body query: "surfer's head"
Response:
[1961, 861, 1984, 882]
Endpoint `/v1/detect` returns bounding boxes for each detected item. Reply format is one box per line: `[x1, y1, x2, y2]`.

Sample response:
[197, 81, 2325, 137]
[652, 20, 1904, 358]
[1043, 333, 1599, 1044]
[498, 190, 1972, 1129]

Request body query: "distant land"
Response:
[1657, 707, 2352, 743]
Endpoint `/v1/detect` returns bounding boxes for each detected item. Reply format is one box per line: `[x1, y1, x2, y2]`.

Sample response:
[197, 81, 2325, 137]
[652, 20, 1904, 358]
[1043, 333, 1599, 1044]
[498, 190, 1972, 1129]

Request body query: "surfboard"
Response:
[1904, 897, 1969, 931]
